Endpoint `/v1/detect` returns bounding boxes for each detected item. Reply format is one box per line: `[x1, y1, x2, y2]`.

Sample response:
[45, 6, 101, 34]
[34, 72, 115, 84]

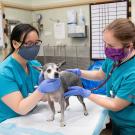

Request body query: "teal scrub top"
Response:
[102, 57, 135, 127]
[0, 55, 41, 123]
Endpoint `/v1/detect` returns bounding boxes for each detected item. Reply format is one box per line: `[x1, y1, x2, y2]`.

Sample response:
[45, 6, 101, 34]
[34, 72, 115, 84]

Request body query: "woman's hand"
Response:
[38, 78, 61, 94]
[64, 86, 91, 98]
[65, 68, 81, 76]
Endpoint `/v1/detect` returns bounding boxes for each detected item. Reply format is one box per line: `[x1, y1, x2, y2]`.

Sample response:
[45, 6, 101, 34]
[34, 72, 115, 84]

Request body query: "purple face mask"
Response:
[105, 47, 128, 61]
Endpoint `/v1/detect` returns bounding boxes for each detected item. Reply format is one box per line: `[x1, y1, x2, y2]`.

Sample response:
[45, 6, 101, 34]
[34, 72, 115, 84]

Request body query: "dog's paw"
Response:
[84, 111, 88, 116]
[47, 119, 54, 121]
[57, 110, 61, 113]
[60, 122, 66, 127]
[47, 116, 54, 121]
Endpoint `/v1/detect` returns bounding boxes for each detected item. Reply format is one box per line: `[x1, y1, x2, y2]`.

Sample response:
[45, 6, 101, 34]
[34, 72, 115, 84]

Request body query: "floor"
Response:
[100, 122, 112, 135]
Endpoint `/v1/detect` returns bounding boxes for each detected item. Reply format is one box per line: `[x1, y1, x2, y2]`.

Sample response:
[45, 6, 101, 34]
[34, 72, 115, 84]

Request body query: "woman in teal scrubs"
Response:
[0, 24, 61, 123]
[64, 18, 135, 135]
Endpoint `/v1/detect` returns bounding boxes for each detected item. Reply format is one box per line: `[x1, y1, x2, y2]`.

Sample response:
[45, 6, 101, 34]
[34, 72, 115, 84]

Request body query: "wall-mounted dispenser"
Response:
[68, 25, 87, 38]
[67, 9, 87, 38]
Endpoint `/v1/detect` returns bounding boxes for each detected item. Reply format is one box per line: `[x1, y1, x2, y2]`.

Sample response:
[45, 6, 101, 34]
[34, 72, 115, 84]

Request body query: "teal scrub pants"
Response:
[112, 120, 135, 135]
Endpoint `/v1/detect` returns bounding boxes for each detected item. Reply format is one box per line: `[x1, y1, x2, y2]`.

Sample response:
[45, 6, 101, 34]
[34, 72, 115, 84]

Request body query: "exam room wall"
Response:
[131, 0, 135, 24]
[4, 7, 32, 24]
[1, 7, 32, 54]
[32, 5, 90, 57]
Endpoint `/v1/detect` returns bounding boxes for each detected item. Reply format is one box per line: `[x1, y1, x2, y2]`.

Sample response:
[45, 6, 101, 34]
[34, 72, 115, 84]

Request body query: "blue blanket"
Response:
[81, 60, 106, 95]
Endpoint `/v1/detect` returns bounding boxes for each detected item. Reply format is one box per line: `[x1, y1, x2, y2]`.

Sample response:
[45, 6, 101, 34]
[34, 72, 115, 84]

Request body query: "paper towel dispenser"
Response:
[68, 25, 87, 38]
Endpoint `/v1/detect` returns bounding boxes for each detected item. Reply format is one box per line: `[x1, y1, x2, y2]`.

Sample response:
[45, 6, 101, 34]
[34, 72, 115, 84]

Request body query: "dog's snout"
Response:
[54, 72, 59, 78]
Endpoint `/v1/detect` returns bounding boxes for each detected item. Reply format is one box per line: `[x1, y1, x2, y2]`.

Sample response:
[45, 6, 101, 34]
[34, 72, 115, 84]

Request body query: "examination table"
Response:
[0, 96, 109, 135]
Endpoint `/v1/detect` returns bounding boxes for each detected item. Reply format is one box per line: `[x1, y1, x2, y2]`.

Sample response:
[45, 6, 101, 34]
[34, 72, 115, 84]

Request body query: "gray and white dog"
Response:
[36, 61, 88, 127]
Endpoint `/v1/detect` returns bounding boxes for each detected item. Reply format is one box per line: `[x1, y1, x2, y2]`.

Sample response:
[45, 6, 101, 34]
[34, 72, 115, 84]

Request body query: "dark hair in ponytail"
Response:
[5, 23, 39, 59]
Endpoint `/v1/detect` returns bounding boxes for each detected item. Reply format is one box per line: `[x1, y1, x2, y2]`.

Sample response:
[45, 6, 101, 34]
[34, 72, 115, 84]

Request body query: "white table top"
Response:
[0, 96, 109, 135]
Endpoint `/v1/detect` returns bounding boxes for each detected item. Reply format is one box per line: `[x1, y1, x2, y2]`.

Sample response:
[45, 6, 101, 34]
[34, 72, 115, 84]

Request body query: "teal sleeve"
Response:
[0, 74, 19, 98]
[102, 58, 114, 74]
[30, 60, 42, 67]
[117, 73, 135, 104]
[102, 59, 108, 73]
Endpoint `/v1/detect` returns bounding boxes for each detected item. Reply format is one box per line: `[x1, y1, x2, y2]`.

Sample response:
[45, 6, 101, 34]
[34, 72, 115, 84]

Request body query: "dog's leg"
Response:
[65, 97, 69, 110]
[77, 96, 88, 116]
[47, 96, 55, 121]
[58, 97, 69, 112]
[59, 94, 66, 127]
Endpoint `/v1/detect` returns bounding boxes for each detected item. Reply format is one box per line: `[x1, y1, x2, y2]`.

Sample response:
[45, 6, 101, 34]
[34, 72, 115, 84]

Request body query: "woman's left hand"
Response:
[64, 86, 91, 98]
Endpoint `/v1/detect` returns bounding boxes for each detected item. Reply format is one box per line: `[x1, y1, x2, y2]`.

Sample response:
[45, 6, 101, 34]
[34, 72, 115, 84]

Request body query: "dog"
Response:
[35, 61, 88, 127]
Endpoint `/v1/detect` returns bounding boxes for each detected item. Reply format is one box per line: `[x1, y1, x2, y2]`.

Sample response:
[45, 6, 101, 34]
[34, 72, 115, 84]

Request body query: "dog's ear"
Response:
[32, 66, 43, 71]
[57, 60, 66, 68]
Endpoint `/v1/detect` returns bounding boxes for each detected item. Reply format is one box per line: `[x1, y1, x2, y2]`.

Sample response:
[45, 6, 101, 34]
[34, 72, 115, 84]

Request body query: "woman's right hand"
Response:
[37, 78, 61, 94]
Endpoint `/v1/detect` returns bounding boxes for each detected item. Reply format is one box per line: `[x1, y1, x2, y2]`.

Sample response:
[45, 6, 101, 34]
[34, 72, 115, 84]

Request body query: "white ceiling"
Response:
[0, 0, 73, 7]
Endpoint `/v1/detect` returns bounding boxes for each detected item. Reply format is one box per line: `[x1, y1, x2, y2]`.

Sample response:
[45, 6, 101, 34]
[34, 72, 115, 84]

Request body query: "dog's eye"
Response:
[47, 69, 51, 73]
[56, 68, 59, 71]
